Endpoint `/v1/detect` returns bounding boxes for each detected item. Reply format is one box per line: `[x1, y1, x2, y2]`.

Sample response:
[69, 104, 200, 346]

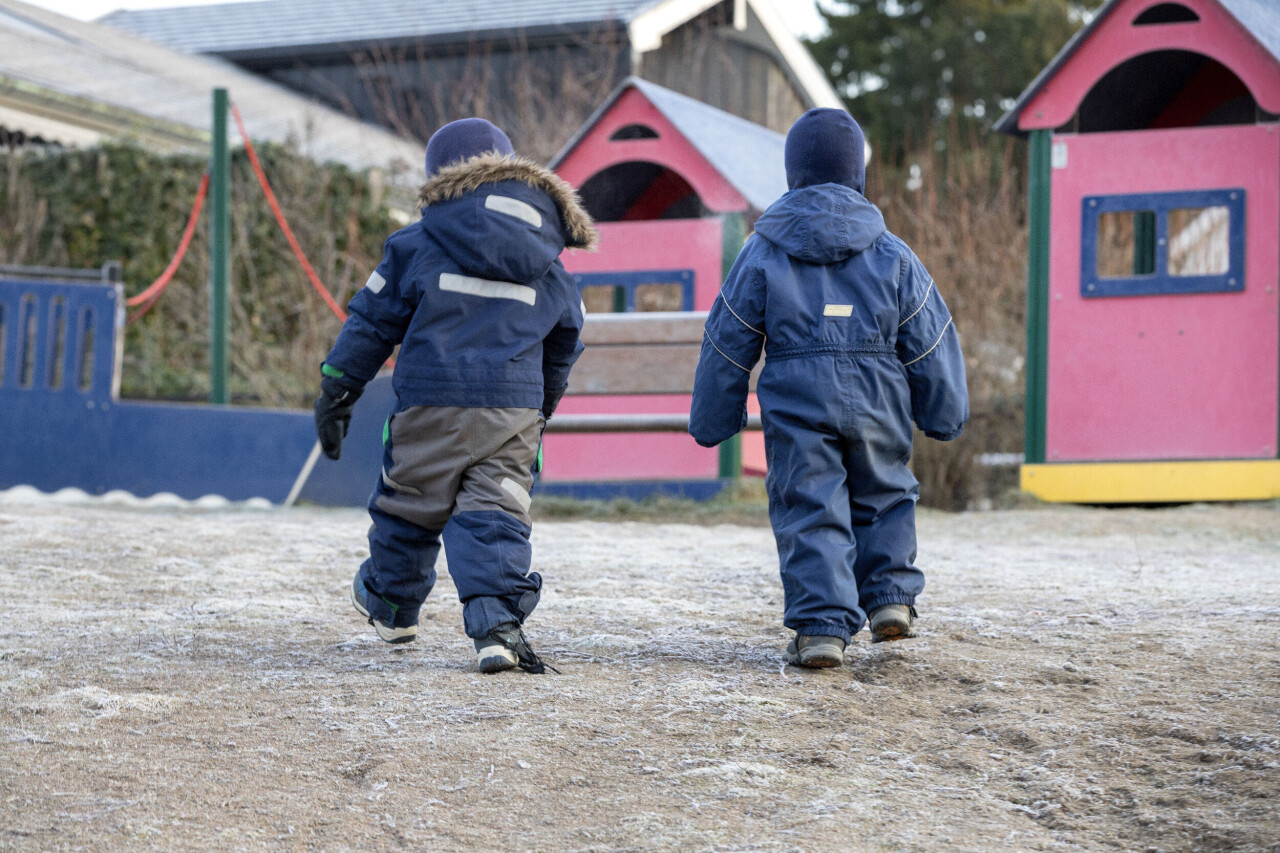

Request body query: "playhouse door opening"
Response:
[1075, 50, 1258, 133]
[577, 160, 709, 223]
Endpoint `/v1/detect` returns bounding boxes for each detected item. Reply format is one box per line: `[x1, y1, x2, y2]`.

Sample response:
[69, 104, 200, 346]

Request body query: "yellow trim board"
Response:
[1022, 460, 1280, 503]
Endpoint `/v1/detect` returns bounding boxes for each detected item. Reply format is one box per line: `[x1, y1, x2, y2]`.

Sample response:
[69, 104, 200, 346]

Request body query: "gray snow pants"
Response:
[357, 405, 544, 639]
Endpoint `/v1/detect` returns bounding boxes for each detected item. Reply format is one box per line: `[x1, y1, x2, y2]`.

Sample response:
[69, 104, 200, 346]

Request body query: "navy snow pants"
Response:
[763, 404, 924, 643]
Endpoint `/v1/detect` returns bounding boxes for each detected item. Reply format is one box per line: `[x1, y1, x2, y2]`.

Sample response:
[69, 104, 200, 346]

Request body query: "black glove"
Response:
[314, 375, 363, 460]
[541, 384, 567, 420]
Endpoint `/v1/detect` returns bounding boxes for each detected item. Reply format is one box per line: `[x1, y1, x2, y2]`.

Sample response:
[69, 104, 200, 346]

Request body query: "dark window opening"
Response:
[610, 124, 660, 140]
[77, 307, 96, 392]
[47, 296, 66, 390]
[1133, 3, 1199, 25]
[577, 161, 708, 222]
[18, 295, 36, 388]
[1077, 51, 1256, 132]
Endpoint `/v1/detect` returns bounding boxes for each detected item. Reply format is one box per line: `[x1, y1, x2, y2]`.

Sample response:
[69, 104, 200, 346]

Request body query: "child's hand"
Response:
[314, 376, 362, 460]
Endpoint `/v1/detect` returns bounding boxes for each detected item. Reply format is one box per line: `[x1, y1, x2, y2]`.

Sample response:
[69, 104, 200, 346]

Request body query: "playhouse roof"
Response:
[552, 77, 789, 213]
[995, 0, 1280, 136]
[0, 0, 421, 181]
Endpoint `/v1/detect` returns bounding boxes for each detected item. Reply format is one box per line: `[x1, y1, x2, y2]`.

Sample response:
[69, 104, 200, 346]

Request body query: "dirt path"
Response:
[1, 497, 1277, 852]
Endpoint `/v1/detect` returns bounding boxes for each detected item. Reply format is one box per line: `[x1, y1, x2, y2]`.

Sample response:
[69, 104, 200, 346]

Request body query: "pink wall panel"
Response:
[1045, 124, 1279, 461]
[540, 394, 719, 481]
[1019, 0, 1280, 130]
[562, 218, 724, 310]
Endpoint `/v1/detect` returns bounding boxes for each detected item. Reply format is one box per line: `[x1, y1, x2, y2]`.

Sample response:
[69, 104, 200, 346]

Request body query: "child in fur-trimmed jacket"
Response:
[314, 118, 597, 673]
[690, 108, 969, 668]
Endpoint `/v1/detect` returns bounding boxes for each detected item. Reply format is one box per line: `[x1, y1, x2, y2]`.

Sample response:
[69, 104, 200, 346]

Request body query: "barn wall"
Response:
[635, 5, 807, 134]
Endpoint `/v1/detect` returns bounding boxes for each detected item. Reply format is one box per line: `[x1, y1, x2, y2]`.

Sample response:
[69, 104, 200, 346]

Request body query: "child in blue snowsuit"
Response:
[313, 118, 597, 673]
[690, 108, 968, 668]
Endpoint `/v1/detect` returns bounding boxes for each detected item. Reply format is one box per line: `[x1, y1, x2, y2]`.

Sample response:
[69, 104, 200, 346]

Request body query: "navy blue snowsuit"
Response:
[322, 153, 596, 638]
[689, 183, 968, 642]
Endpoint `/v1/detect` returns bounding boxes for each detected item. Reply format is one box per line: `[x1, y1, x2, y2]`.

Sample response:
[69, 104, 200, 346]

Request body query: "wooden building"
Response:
[101, 0, 841, 158]
[995, 0, 1280, 502]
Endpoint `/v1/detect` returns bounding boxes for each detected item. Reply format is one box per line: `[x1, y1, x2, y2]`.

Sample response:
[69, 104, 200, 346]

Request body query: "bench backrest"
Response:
[567, 311, 758, 395]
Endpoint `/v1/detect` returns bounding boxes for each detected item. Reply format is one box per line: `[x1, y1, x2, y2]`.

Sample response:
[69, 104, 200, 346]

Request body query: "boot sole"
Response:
[871, 625, 916, 643]
[792, 654, 842, 668]
[476, 643, 519, 673]
[351, 585, 417, 644]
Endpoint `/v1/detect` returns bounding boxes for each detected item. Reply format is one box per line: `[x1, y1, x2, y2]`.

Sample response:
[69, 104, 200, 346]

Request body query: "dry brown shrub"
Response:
[868, 129, 1028, 509]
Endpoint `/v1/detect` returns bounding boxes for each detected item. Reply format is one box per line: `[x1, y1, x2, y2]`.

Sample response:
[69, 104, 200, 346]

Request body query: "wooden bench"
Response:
[543, 311, 762, 434]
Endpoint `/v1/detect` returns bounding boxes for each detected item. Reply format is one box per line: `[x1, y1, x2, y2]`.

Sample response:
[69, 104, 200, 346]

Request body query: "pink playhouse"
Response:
[996, 0, 1280, 503]
[541, 78, 786, 493]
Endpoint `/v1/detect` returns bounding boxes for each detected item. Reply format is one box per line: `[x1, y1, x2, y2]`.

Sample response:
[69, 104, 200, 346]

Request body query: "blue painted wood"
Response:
[1080, 188, 1246, 298]
[0, 276, 734, 505]
[571, 269, 695, 311]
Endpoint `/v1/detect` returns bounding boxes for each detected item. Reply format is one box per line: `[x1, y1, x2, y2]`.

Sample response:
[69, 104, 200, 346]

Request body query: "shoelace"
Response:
[504, 631, 560, 675]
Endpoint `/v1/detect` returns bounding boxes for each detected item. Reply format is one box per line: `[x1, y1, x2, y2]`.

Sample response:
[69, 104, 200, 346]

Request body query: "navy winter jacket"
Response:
[690, 183, 968, 448]
[323, 154, 598, 411]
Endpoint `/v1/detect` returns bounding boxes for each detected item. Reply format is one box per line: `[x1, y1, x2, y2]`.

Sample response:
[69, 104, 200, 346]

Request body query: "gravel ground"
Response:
[1, 494, 1277, 852]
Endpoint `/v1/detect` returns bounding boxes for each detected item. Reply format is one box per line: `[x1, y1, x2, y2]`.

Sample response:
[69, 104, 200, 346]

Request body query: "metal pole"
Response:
[209, 88, 230, 405]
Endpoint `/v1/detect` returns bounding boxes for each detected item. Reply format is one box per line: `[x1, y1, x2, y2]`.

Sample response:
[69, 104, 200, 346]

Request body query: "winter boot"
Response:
[869, 604, 918, 642]
[474, 623, 556, 674]
[785, 634, 846, 668]
[350, 574, 417, 644]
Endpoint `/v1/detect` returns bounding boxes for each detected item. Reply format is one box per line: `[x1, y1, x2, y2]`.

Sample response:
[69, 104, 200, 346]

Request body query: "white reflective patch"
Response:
[823, 304, 853, 317]
[365, 270, 387, 294]
[381, 467, 422, 496]
[485, 194, 542, 228]
[439, 273, 536, 306]
[501, 477, 532, 512]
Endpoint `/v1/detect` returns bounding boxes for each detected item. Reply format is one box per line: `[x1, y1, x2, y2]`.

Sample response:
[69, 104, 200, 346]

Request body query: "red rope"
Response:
[230, 104, 348, 322]
[125, 172, 210, 324]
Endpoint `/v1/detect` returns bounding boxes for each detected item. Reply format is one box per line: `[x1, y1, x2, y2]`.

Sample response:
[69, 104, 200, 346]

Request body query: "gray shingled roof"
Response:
[0, 0, 422, 180]
[102, 0, 660, 56]
[551, 77, 788, 213]
[996, 0, 1280, 135]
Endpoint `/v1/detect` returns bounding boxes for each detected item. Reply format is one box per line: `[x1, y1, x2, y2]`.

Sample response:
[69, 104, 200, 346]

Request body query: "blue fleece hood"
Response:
[752, 184, 886, 265]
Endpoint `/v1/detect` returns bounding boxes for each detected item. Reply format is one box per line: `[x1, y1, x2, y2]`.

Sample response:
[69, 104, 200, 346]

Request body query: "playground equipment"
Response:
[997, 0, 1280, 502]
[1, 81, 785, 504]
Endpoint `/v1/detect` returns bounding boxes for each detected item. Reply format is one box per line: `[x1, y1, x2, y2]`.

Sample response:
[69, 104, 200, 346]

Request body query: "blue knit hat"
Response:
[784, 108, 866, 193]
[425, 118, 514, 177]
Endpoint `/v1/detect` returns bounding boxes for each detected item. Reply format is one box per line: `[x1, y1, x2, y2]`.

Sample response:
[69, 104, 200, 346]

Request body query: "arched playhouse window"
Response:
[1074, 49, 1258, 133]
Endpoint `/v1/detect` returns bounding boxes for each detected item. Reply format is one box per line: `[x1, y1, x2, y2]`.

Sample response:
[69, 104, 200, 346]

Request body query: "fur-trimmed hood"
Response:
[418, 152, 598, 251]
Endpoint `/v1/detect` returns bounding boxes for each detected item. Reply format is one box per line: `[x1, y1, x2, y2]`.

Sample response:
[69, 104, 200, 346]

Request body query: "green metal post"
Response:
[1024, 131, 1052, 465]
[718, 211, 749, 479]
[209, 88, 230, 405]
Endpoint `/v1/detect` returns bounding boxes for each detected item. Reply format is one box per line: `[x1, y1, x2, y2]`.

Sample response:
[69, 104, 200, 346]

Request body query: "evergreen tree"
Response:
[809, 0, 1093, 161]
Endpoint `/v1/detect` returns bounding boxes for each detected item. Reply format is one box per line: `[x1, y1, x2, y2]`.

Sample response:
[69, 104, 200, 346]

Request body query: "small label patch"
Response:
[823, 304, 854, 317]
[365, 270, 387, 294]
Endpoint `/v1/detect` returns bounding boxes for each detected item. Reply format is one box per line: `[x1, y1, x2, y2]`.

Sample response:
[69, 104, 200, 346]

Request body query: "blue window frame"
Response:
[1081, 188, 1245, 298]
[573, 269, 694, 313]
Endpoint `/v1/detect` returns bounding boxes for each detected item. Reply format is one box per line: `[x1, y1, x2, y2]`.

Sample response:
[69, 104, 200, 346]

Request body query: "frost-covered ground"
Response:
[1, 494, 1277, 852]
